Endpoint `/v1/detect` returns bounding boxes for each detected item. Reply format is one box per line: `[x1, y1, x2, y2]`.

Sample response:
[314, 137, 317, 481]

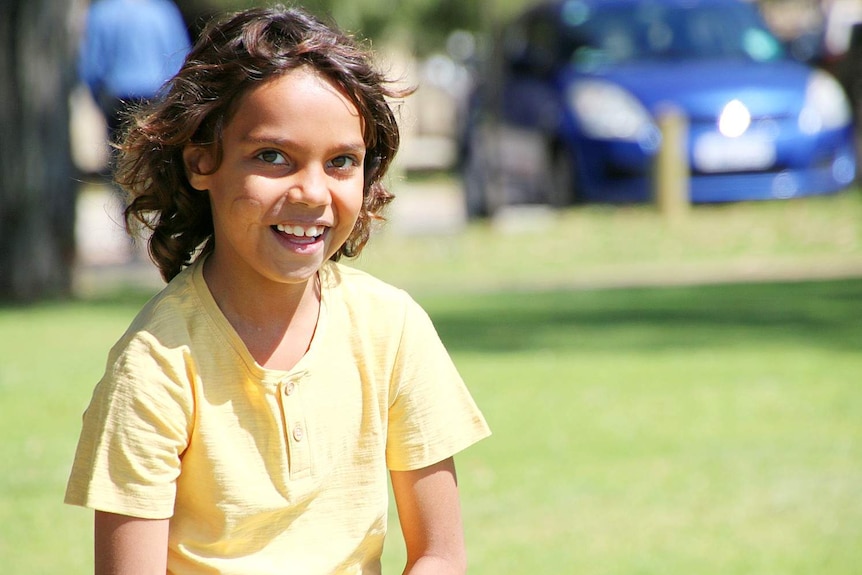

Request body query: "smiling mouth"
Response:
[272, 223, 325, 242]
[275, 223, 325, 237]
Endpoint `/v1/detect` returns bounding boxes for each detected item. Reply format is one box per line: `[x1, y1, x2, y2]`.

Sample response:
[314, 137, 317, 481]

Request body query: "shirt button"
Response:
[283, 381, 296, 396]
[292, 426, 304, 442]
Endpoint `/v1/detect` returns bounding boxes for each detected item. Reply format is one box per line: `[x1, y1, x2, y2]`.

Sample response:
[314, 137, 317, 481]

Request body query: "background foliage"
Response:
[177, 0, 530, 53]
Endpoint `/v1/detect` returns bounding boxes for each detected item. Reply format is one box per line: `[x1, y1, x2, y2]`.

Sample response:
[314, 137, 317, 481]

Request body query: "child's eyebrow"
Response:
[242, 135, 366, 154]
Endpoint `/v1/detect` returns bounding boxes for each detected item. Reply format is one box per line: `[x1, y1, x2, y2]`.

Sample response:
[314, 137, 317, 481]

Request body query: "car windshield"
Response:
[561, 1, 786, 67]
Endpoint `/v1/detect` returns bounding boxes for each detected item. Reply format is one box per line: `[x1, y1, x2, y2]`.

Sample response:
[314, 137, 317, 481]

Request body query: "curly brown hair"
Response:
[116, 5, 408, 282]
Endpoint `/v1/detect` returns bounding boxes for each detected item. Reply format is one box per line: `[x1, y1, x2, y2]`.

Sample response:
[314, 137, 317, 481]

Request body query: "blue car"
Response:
[462, 0, 857, 217]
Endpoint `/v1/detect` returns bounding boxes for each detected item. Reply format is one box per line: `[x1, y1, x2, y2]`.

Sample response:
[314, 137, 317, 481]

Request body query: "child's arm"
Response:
[390, 457, 467, 575]
[94, 511, 169, 574]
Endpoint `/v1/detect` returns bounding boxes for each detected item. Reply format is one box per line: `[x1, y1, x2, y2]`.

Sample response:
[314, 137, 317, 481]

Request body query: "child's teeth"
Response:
[276, 224, 321, 237]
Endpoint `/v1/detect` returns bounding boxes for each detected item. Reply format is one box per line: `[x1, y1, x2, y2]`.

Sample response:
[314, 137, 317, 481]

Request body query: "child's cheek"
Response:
[229, 196, 266, 225]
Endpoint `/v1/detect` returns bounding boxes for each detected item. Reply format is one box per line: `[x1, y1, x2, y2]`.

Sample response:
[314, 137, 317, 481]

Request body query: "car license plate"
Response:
[693, 132, 776, 173]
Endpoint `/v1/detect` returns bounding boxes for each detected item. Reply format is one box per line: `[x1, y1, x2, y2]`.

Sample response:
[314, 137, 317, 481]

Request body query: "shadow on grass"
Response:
[423, 279, 862, 354]
[4, 279, 858, 355]
[0, 287, 157, 312]
[76, 287, 159, 308]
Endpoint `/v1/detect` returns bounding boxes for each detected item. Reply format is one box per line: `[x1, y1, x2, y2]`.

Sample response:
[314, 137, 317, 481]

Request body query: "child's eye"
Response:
[328, 155, 359, 170]
[257, 150, 288, 165]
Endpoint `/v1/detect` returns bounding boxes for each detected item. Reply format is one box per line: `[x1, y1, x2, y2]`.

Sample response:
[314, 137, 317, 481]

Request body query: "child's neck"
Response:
[203, 261, 321, 371]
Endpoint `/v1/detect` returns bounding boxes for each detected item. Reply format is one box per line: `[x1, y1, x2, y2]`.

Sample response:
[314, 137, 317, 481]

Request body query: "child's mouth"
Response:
[272, 223, 325, 244]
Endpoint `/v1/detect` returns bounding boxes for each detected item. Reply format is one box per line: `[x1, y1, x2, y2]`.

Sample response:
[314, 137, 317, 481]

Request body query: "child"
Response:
[65, 6, 491, 574]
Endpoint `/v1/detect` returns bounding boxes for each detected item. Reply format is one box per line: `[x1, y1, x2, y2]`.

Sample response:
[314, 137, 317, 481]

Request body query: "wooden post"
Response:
[653, 106, 690, 222]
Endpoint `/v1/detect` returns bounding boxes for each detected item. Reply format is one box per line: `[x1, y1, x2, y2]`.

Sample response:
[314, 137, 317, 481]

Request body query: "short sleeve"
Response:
[385, 298, 490, 471]
[64, 332, 194, 519]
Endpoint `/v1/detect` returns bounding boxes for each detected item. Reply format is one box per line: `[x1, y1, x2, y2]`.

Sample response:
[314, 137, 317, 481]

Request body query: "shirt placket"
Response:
[278, 374, 312, 480]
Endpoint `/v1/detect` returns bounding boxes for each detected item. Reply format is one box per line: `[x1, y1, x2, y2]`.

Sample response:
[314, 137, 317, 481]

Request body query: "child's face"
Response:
[185, 66, 366, 289]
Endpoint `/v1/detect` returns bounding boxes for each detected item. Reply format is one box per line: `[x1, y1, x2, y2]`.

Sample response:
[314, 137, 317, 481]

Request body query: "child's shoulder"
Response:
[323, 261, 418, 316]
[323, 261, 440, 346]
[325, 260, 407, 298]
[118, 262, 204, 345]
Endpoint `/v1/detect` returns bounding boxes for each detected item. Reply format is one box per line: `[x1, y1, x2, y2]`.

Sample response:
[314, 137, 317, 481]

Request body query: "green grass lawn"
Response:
[1, 279, 859, 574]
[391, 280, 862, 574]
[3, 190, 862, 573]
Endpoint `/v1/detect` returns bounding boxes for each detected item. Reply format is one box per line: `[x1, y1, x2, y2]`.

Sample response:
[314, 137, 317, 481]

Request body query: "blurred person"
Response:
[64, 6, 490, 574]
[78, 0, 191, 145]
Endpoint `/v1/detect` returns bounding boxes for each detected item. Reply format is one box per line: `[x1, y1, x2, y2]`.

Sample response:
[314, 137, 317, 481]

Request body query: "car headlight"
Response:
[798, 69, 852, 134]
[568, 80, 656, 142]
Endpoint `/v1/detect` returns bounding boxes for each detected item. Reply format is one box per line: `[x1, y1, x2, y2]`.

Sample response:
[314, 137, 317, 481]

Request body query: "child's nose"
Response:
[287, 165, 330, 206]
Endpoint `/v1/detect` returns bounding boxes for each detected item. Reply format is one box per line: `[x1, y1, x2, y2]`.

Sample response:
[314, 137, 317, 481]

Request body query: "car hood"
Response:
[566, 59, 813, 121]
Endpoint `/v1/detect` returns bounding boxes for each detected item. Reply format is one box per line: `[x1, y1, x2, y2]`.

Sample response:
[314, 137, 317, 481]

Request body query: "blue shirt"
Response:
[79, 0, 191, 99]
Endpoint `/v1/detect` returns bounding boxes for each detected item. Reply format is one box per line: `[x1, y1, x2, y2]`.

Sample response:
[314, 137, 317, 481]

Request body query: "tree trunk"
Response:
[0, 1, 78, 302]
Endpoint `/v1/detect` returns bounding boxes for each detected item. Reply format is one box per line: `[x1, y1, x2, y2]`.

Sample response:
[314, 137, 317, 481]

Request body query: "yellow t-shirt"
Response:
[65, 258, 490, 574]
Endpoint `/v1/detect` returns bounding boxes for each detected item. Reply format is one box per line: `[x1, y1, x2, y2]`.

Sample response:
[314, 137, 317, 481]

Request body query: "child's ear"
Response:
[183, 145, 215, 191]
